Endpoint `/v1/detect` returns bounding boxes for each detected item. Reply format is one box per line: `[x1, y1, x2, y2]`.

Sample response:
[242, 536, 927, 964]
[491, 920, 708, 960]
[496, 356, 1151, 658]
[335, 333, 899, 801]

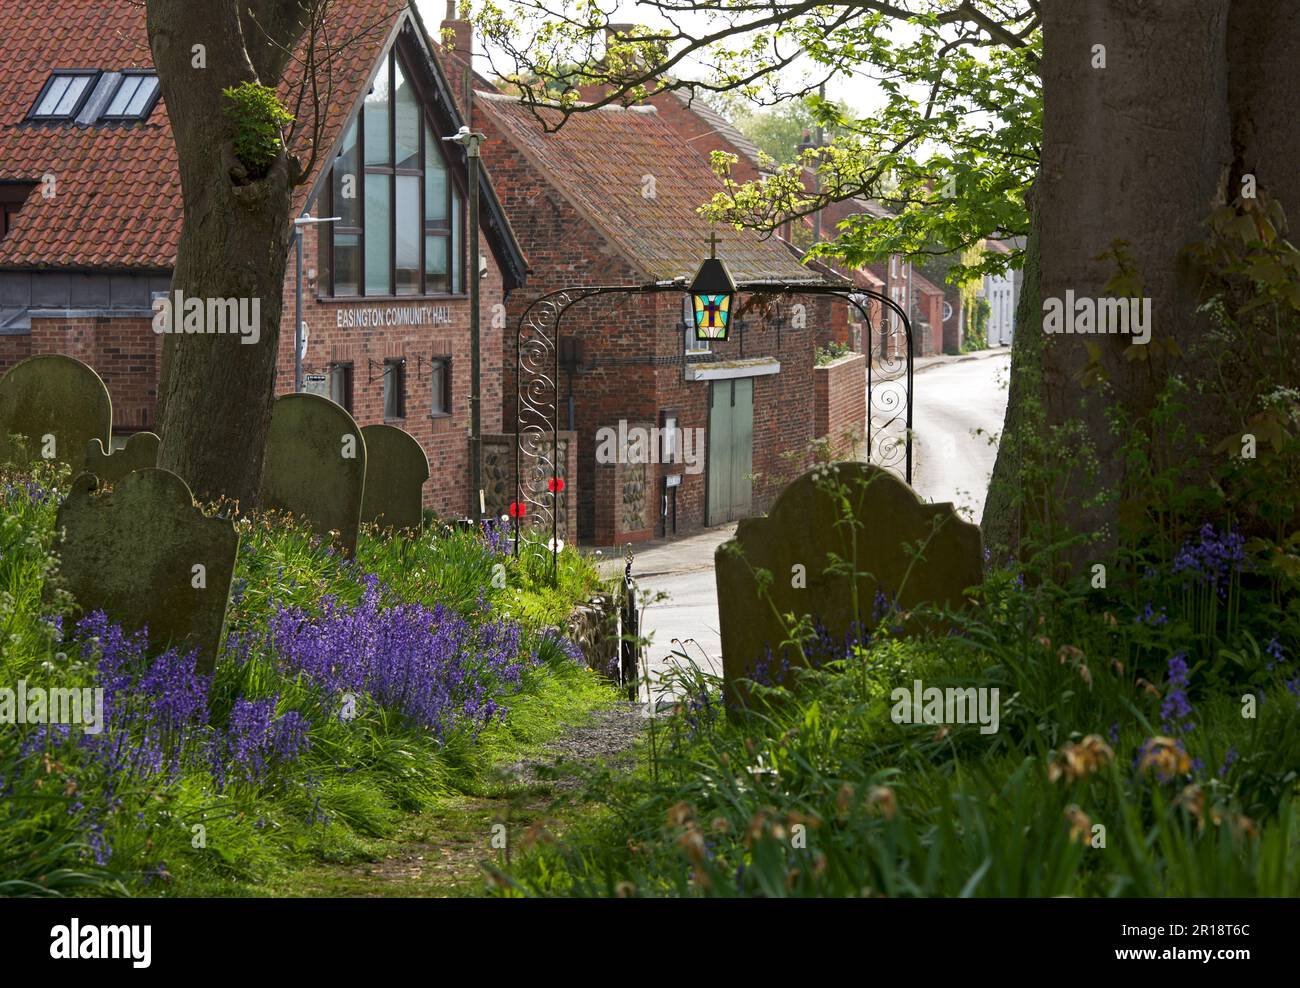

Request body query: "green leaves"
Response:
[221, 81, 294, 179]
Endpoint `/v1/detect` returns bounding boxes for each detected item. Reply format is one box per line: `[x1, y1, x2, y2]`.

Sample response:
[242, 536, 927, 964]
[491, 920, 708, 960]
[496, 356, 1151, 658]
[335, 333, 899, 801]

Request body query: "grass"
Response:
[0, 462, 616, 897]
[491, 448, 1300, 897]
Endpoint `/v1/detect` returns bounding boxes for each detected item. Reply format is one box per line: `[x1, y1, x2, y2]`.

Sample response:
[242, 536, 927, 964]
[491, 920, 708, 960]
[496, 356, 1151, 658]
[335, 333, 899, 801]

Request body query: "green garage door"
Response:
[707, 377, 754, 525]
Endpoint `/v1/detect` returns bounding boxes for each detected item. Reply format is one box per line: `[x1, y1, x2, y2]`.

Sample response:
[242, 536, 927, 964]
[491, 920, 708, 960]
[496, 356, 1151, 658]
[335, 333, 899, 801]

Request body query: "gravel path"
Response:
[500, 701, 644, 790]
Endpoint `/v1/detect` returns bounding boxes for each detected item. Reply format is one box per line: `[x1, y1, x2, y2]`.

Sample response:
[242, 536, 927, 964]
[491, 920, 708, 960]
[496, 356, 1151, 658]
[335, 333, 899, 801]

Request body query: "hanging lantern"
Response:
[689, 233, 736, 342]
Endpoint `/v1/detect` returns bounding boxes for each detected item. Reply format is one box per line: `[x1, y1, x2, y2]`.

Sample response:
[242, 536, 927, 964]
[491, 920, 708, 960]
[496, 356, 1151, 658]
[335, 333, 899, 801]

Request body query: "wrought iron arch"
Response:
[511, 279, 913, 576]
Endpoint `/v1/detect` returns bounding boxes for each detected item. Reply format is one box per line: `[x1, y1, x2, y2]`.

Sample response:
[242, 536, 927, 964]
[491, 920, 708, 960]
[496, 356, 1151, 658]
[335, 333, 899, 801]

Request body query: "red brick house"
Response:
[616, 82, 954, 358]
[467, 90, 840, 545]
[0, 0, 528, 519]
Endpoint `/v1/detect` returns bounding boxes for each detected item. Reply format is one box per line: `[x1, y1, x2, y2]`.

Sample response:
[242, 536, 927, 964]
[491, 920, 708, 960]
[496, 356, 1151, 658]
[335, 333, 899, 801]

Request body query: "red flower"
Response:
[548, 477, 565, 493]
[508, 501, 527, 518]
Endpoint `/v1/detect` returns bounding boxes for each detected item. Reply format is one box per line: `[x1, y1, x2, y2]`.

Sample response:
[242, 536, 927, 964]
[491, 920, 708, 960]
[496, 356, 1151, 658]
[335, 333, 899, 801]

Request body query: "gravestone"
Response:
[359, 423, 428, 531]
[53, 469, 239, 676]
[0, 354, 112, 474]
[259, 393, 367, 555]
[85, 432, 161, 486]
[715, 462, 983, 707]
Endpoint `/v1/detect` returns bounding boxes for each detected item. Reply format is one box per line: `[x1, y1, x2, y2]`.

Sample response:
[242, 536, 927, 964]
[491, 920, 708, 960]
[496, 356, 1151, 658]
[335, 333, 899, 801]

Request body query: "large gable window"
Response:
[326, 49, 463, 298]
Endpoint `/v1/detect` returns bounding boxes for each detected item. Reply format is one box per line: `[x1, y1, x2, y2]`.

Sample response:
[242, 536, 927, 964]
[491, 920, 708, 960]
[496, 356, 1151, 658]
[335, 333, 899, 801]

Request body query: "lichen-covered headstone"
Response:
[0, 354, 112, 474]
[360, 424, 428, 531]
[259, 393, 367, 555]
[85, 432, 161, 486]
[715, 462, 983, 708]
[53, 468, 239, 676]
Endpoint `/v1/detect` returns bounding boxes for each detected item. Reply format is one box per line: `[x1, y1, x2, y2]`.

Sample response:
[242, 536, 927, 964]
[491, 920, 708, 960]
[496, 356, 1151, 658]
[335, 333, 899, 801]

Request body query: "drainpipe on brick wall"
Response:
[292, 214, 339, 391]
[445, 125, 487, 522]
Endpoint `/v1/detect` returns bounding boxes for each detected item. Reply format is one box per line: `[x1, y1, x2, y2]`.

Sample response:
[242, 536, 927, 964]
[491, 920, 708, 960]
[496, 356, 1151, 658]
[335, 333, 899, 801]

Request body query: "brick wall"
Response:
[15, 315, 160, 432]
[0, 334, 32, 374]
[814, 352, 866, 460]
[281, 217, 508, 519]
[478, 102, 836, 543]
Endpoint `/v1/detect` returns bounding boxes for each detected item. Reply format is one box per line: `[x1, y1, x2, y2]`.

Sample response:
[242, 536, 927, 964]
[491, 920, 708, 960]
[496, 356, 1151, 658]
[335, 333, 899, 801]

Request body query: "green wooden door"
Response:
[707, 378, 754, 525]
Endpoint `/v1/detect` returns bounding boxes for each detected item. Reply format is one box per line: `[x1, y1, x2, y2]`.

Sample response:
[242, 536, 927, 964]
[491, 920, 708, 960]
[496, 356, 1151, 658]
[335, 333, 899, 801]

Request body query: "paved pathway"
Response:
[599, 348, 1011, 694]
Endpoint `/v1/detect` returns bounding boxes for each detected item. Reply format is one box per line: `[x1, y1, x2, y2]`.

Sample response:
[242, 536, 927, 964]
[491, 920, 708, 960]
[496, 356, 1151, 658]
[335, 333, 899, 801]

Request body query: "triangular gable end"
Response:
[300, 6, 526, 292]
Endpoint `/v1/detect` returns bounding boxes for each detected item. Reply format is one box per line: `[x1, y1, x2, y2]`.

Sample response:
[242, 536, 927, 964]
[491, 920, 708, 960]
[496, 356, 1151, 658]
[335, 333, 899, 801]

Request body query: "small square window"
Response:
[103, 74, 160, 120]
[684, 296, 709, 353]
[430, 357, 450, 416]
[29, 72, 99, 120]
[383, 359, 406, 419]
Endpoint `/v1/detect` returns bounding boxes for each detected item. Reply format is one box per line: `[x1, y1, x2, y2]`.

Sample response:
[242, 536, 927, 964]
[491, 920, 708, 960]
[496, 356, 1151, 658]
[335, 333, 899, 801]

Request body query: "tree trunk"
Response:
[146, 1, 309, 508]
[981, 179, 1041, 558]
[986, 1, 1271, 564]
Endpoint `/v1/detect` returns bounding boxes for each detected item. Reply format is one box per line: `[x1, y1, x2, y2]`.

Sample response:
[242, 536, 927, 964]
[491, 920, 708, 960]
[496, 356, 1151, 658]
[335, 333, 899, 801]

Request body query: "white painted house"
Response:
[981, 239, 1023, 347]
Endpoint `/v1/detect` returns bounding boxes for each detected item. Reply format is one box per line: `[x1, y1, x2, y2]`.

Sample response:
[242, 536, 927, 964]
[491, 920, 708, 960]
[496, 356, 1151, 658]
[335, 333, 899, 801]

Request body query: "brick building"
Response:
[474, 91, 846, 544]
[0, 0, 527, 519]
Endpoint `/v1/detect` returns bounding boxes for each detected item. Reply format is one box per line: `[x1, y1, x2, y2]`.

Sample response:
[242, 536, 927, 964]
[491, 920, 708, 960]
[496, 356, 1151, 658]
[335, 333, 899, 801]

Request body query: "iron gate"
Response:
[512, 280, 914, 577]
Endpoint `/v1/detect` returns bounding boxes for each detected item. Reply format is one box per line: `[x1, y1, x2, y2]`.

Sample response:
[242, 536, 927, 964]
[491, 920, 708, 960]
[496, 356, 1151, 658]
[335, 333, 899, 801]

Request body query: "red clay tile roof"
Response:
[667, 90, 767, 173]
[475, 92, 826, 285]
[0, 0, 407, 271]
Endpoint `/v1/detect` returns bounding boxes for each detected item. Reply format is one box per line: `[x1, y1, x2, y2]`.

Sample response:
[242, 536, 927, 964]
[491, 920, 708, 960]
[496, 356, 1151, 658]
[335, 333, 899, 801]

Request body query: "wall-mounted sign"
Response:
[665, 473, 682, 488]
[335, 304, 452, 330]
[303, 373, 329, 397]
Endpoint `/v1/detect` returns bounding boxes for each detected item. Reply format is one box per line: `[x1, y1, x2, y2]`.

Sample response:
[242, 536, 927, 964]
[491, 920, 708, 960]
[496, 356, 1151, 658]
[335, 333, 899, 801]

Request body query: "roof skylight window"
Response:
[29, 71, 99, 120]
[102, 73, 160, 120]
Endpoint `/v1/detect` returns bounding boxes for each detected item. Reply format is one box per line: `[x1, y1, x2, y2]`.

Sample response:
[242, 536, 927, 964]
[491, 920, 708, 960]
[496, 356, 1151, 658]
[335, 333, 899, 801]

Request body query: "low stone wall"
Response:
[814, 352, 866, 458]
[566, 587, 620, 678]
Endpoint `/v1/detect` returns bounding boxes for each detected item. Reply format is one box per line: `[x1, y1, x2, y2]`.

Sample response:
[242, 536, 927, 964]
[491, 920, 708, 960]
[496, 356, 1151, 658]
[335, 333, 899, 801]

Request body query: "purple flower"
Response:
[1172, 524, 1246, 599]
[207, 696, 310, 789]
[239, 572, 542, 741]
[1134, 602, 1168, 627]
[1160, 651, 1195, 733]
[1266, 637, 1285, 672]
[481, 518, 510, 557]
[1218, 746, 1238, 778]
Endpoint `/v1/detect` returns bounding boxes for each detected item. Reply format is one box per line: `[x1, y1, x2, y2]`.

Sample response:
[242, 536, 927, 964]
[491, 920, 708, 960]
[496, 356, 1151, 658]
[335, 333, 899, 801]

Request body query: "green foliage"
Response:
[0, 476, 607, 897]
[486, 264, 1300, 895]
[721, 95, 855, 164]
[814, 341, 852, 366]
[963, 296, 990, 352]
[477, 2, 1037, 280]
[221, 82, 294, 177]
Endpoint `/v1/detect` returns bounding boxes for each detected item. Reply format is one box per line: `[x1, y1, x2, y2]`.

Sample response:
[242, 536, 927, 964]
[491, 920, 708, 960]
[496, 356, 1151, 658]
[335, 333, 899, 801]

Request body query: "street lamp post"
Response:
[444, 125, 487, 524]
[293, 214, 339, 392]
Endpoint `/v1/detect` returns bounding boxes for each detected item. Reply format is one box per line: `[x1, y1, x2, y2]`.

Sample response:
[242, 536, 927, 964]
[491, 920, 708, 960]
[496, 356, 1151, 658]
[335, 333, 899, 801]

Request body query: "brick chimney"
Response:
[440, 1, 472, 55]
[438, 1, 474, 121]
[604, 22, 650, 74]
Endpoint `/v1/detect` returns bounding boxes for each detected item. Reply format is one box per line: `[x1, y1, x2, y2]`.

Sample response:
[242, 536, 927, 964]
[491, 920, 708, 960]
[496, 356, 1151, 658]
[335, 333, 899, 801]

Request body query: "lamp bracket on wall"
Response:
[367, 356, 404, 383]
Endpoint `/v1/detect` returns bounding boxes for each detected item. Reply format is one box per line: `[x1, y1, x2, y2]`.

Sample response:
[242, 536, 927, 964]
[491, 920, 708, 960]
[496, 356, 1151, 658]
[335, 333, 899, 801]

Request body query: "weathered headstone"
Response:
[259, 393, 367, 555]
[359, 423, 428, 531]
[715, 462, 983, 707]
[85, 432, 161, 486]
[0, 354, 112, 474]
[53, 468, 239, 676]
